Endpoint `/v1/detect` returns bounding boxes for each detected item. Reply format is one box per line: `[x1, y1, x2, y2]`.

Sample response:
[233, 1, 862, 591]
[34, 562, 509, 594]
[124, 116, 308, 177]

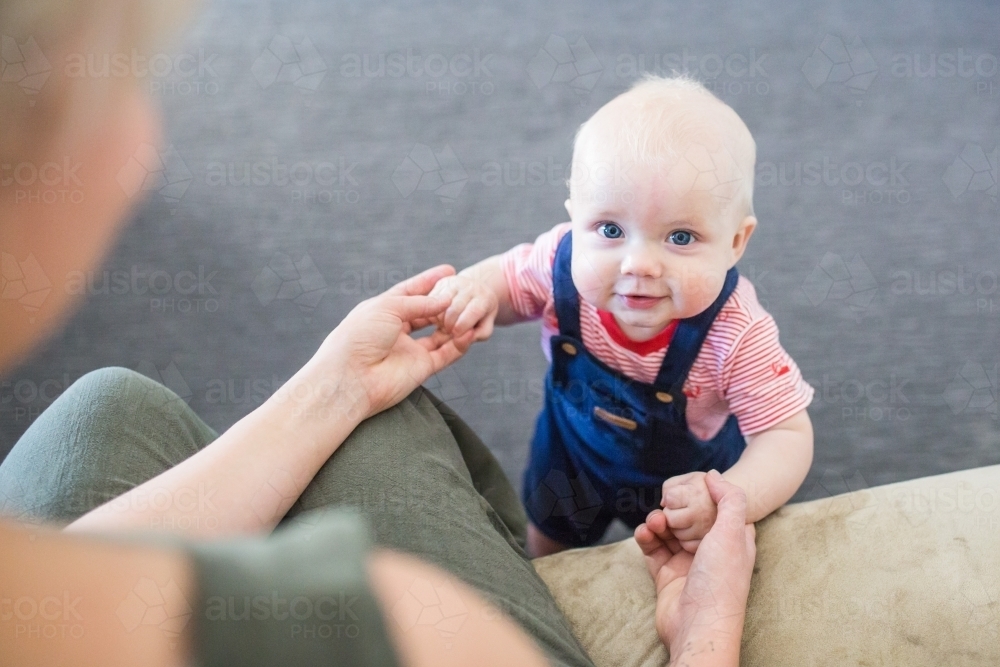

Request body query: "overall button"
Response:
[561, 342, 577, 356]
[655, 391, 673, 403]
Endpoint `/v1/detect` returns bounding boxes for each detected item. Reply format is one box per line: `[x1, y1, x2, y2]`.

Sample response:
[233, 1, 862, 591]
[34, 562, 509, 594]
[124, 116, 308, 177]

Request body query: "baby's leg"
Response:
[527, 522, 571, 558]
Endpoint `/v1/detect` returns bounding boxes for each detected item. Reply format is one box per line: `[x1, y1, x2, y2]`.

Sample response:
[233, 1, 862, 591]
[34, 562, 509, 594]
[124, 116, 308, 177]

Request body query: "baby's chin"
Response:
[605, 295, 714, 329]
[604, 299, 677, 330]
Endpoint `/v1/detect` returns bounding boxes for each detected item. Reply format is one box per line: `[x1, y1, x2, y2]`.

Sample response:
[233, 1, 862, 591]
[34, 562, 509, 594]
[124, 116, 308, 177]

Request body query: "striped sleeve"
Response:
[498, 222, 571, 321]
[720, 313, 814, 435]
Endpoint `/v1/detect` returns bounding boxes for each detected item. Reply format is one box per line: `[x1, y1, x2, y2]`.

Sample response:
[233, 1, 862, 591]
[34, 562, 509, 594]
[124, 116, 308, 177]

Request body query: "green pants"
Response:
[0, 367, 594, 667]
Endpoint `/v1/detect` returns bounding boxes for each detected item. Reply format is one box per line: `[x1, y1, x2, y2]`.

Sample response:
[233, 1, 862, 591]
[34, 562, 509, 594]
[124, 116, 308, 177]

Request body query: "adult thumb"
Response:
[705, 469, 748, 526]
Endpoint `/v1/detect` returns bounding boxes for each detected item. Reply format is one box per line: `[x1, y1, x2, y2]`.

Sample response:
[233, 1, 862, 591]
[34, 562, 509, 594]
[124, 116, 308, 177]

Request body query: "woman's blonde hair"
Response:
[0, 0, 194, 163]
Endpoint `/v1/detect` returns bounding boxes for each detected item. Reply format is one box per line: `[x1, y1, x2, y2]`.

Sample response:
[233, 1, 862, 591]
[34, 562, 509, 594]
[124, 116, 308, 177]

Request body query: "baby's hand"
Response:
[661, 471, 718, 553]
[427, 274, 499, 342]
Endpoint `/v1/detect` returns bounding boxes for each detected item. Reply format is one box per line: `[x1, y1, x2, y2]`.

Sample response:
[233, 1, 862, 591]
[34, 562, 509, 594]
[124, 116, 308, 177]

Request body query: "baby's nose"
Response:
[620, 247, 663, 278]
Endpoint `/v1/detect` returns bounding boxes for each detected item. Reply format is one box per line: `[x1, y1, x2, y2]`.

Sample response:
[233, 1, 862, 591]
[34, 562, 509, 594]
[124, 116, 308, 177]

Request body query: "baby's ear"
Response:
[731, 215, 757, 263]
[564, 198, 573, 220]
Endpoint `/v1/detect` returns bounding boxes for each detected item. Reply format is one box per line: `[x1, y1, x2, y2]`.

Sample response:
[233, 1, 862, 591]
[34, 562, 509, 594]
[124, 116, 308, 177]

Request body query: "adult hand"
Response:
[635, 469, 757, 666]
[303, 264, 476, 421]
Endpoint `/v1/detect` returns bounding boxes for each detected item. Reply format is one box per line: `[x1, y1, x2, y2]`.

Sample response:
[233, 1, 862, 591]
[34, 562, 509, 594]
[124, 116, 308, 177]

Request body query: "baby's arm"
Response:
[662, 409, 811, 551]
[721, 408, 813, 523]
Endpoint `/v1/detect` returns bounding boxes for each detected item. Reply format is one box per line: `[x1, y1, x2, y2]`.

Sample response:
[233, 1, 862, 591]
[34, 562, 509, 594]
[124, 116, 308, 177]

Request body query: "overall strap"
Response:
[552, 231, 582, 339]
[653, 267, 740, 390]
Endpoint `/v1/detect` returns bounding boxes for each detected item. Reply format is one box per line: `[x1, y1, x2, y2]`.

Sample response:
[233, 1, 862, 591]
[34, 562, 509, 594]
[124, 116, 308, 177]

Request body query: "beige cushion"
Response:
[533, 464, 1000, 666]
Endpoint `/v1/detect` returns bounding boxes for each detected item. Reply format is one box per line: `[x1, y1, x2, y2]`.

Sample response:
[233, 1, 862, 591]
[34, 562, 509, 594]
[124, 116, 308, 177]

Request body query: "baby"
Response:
[431, 75, 815, 558]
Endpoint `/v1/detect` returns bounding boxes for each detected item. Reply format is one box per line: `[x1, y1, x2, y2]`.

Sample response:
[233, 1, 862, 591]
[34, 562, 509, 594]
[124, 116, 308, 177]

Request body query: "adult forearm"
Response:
[721, 411, 813, 524]
[668, 632, 741, 667]
[67, 363, 365, 538]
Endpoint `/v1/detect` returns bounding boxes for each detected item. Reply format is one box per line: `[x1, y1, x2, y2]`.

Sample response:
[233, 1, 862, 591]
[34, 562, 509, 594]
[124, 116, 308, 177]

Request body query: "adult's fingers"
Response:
[386, 264, 456, 297]
[415, 328, 458, 352]
[644, 510, 682, 554]
[427, 331, 474, 373]
[381, 294, 452, 326]
[679, 538, 701, 553]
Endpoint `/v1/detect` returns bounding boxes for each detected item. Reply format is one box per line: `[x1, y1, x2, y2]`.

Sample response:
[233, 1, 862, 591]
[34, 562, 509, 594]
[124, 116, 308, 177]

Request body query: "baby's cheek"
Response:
[572, 248, 616, 293]
[670, 265, 728, 315]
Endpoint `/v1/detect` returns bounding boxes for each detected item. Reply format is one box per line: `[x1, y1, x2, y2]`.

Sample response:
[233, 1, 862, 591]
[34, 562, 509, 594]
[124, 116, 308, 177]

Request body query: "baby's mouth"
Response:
[617, 293, 666, 310]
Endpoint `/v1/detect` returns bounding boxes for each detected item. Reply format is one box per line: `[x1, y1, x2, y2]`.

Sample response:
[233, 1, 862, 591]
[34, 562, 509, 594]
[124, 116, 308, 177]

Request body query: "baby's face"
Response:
[568, 147, 753, 341]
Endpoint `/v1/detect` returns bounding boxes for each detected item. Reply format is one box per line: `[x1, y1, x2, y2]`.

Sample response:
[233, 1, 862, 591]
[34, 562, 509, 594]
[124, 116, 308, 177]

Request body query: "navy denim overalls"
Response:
[522, 232, 747, 546]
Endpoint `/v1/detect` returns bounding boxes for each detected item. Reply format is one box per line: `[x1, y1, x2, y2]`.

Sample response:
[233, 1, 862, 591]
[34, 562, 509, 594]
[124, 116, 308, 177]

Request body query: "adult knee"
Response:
[65, 366, 188, 419]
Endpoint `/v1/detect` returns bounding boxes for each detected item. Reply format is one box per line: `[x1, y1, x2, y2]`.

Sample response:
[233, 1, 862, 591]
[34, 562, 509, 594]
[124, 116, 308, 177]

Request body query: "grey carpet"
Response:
[3, 0, 998, 542]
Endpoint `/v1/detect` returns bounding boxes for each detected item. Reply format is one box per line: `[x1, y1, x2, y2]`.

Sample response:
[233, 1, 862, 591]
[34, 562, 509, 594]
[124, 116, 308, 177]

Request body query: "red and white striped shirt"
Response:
[499, 223, 814, 439]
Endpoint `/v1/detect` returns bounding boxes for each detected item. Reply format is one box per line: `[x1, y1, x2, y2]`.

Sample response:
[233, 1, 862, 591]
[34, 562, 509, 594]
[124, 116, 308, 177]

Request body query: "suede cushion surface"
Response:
[533, 464, 1000, 666]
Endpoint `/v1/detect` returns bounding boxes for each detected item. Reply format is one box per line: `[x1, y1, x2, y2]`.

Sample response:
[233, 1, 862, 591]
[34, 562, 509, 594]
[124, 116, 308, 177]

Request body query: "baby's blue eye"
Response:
[598, 223, 623, 239]
[669, 230, 694, 246]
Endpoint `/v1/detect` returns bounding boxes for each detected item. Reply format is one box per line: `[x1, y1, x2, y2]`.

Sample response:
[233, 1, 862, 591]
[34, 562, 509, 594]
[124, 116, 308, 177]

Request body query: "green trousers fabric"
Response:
[0, 367, 594, 667]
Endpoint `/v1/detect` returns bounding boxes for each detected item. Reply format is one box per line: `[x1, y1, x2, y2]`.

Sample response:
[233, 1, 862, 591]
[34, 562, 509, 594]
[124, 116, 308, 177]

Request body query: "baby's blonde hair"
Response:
[570, 74, 757, 220]
[0, 0, 194, 164]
